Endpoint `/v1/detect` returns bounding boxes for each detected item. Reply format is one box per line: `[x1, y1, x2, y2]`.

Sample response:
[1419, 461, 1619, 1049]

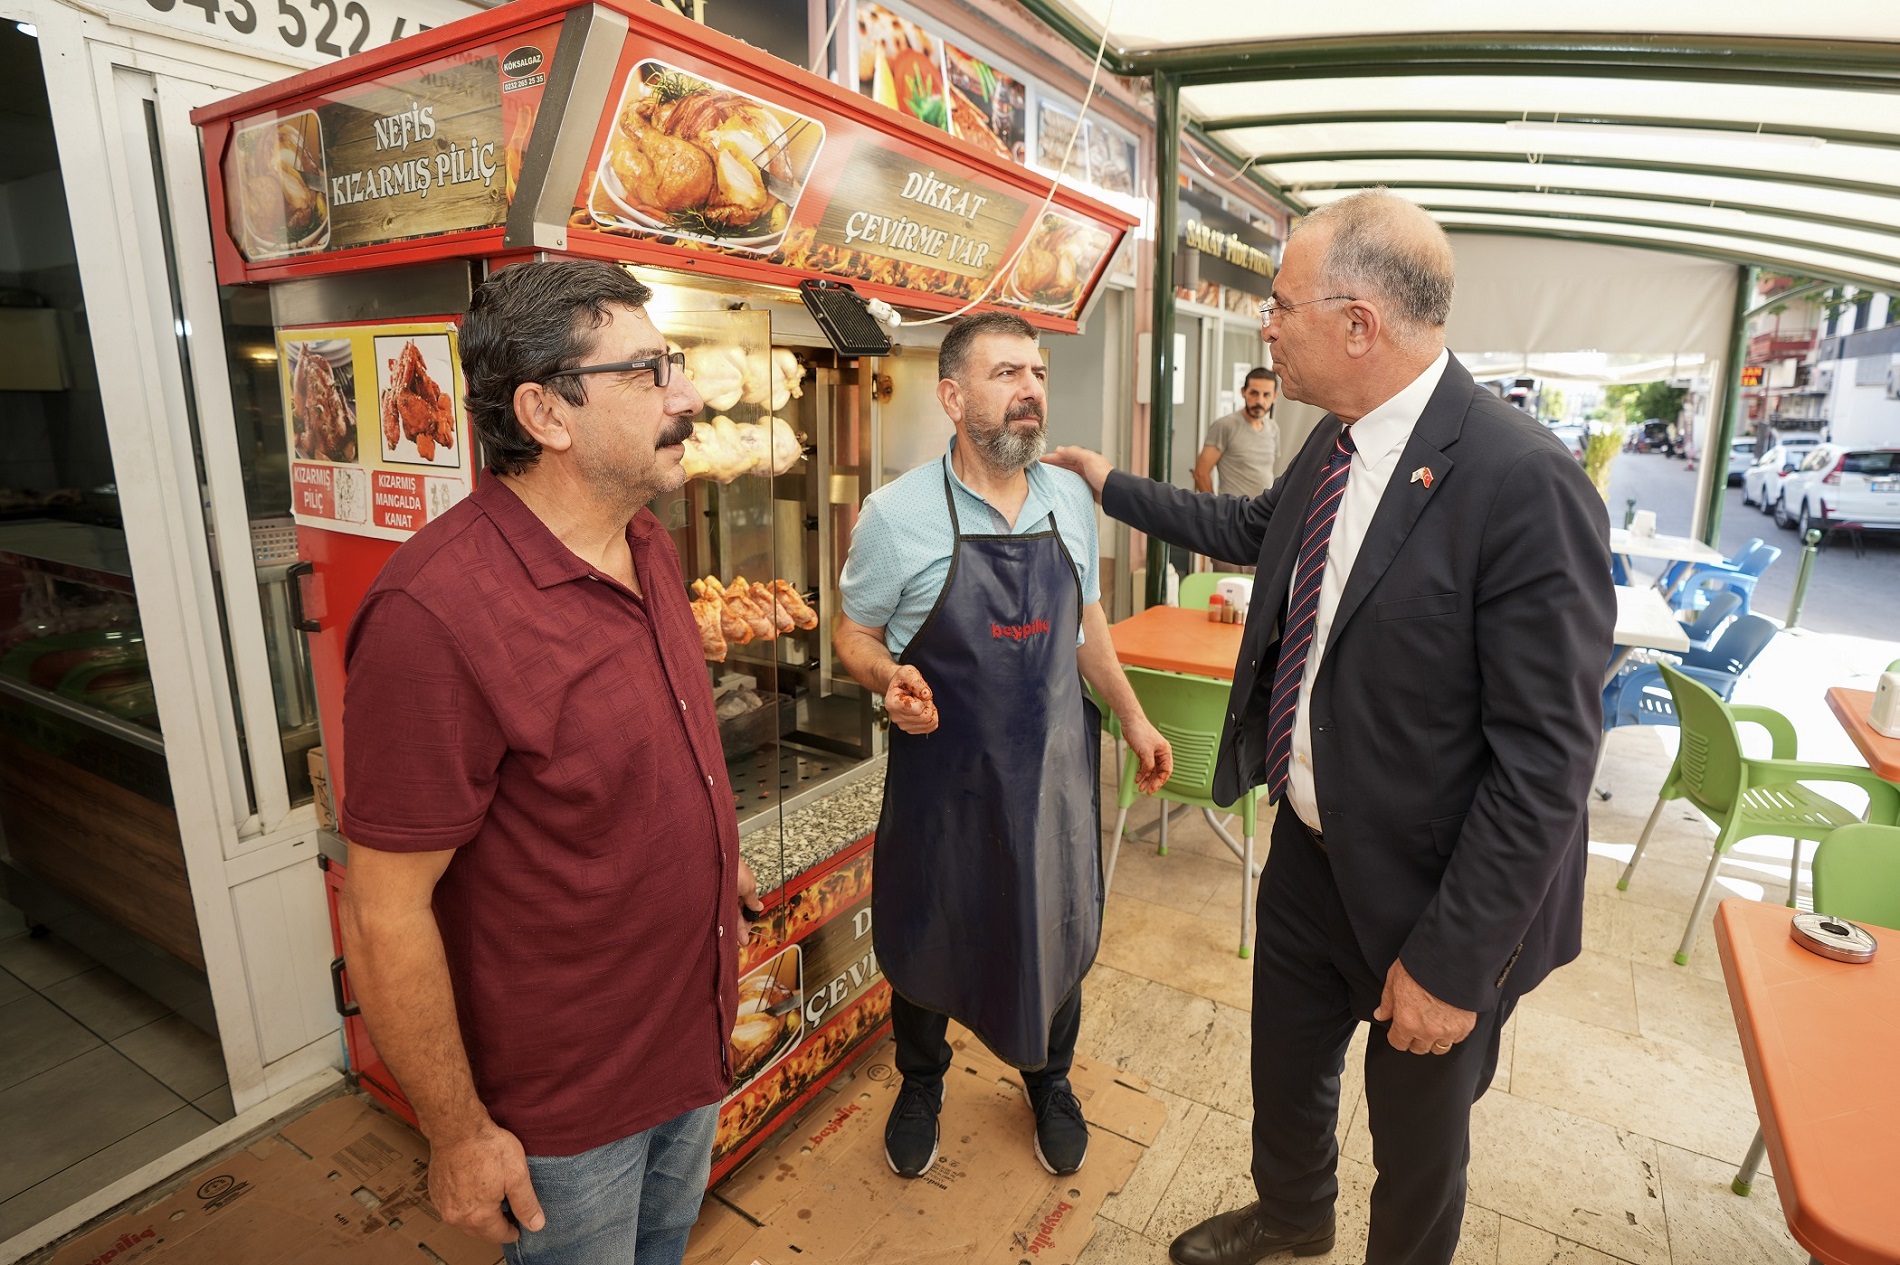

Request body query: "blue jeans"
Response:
[502, 1102, 719, 1265]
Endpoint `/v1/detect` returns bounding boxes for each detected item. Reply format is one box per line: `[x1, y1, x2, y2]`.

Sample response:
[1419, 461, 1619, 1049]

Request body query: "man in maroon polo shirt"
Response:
[338, 259, 759, 1265]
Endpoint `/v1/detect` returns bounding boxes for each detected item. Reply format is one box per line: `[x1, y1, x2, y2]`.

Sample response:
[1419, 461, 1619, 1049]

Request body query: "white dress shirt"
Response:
[1286, 349, 1450, 831]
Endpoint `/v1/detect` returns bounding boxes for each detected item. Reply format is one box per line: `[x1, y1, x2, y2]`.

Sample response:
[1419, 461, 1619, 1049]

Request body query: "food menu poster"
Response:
[566, 32, 1127, 323]
[220, 23, 558, 264]
[712, 841, 890, 1182]
[280, 320, 473, 542]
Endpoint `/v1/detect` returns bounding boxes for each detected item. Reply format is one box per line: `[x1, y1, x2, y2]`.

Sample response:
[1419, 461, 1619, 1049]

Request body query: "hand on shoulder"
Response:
[1042, 447, 1110, 501]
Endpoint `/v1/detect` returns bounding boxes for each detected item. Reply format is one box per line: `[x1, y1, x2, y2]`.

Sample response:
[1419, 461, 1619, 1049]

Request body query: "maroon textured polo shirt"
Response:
[340, 477, 738, 1157]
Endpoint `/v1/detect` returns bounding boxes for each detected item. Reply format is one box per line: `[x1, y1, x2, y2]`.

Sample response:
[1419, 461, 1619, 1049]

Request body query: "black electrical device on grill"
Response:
[798, 278, 894, 356]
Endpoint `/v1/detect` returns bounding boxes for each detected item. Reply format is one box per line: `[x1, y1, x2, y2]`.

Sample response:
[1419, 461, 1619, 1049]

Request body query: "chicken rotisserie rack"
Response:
[689, 575, 818, 662]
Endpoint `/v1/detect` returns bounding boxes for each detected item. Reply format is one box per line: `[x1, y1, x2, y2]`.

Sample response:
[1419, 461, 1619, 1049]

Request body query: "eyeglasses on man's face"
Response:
[551, 349, 687, 389]
[1257, 294, 1358, 326]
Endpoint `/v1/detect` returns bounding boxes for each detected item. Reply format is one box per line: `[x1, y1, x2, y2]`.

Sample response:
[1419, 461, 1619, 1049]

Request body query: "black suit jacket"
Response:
[1104, 356, 1614, 1011]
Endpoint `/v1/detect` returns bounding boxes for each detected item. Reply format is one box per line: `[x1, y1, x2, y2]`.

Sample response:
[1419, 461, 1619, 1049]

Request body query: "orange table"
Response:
[1824, 688, 1900, 782]
[1109, 605, 1244, 680]
[1715, 899, 1900, 1265]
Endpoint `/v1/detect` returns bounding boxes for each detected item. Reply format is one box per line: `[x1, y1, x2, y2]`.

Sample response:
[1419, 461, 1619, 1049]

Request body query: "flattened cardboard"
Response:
[698, 1027, 1165, 1265]
[46, 1097, 499, 1265]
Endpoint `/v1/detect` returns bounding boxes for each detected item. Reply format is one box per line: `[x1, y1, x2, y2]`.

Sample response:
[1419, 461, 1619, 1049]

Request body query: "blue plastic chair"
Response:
[1678, 591, 1742, 653]
[1611, 554, 1630, 586]
[1671, 544, 1780, 617]
[1661, 538, 1762, 593]
[1602, 615, 1777, 726]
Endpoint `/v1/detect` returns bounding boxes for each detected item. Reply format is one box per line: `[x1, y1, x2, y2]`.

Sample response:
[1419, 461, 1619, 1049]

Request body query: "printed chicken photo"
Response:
[289, 343, 356, 463]
[591, 62, 824, 250]
[1009, 213, 1116, 312]
[234, 112, 329, 257]
[377, 338, 457, 463]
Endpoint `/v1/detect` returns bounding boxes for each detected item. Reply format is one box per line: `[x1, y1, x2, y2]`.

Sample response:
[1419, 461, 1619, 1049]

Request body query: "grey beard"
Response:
[975, 419, 1047, 471]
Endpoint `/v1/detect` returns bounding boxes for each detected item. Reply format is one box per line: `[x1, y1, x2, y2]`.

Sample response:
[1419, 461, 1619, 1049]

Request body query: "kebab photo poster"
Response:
[281, 320, 473, 542]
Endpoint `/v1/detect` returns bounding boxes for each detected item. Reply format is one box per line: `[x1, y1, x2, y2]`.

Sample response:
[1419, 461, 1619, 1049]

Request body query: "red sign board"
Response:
[192, 0, 1134, 331]
[1740, 365, 1766, 388]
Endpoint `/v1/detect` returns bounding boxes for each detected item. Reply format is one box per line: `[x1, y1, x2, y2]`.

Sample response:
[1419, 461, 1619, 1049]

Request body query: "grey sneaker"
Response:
[1026, 1083, 1088, 1175]
[884, 1080, 943, 1178]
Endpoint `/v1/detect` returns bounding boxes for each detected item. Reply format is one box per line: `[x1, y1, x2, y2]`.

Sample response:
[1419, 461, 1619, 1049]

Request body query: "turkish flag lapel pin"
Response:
[1410, 466, 1434, 488]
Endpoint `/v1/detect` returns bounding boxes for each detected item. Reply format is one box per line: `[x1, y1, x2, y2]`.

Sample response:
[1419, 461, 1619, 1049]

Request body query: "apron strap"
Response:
[941, 456, 1061, 539]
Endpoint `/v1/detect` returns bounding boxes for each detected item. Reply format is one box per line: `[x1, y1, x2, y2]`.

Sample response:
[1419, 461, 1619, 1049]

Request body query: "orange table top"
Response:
[1825, 687, 1900, 782]
[1715, 899, 1900, 1265]
[1110, 605, 1245, 680]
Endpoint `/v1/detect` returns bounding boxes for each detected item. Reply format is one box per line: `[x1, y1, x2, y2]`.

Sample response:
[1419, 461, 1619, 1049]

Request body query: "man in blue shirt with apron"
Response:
[836, 313, 1172, 1180]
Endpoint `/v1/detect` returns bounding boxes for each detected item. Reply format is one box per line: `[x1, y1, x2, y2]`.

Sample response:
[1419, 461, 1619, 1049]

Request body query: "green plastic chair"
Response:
[1620, 664, 1900, 964]
[1732, 821, 1900, 1196]
[1104, 666, 1267, 957]
[1177, 572, 1221, 611]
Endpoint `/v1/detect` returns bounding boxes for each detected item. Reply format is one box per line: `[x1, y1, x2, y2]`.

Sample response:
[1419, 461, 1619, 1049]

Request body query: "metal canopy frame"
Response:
[1013, 0, 1900, 562]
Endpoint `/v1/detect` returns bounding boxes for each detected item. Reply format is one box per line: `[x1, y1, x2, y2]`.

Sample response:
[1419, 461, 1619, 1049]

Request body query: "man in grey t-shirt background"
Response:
[1193, 367, 1279, 573]
[1194, 367, 1279, 497]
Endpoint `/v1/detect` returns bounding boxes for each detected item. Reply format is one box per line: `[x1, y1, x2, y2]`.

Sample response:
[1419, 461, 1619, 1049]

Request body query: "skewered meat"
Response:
[691, 592, 728, 661]
[767, 417, 802, 475]
[751, 581, 795, 634]
[694, 577, 752, 646]
[771, 580, 819, 630]
[685, 574, 818, 660]
[724, 577, 776, 641]
[770, 348, 804, 413]
[380, 340, 455, 460]
[683, 346, 746, 412]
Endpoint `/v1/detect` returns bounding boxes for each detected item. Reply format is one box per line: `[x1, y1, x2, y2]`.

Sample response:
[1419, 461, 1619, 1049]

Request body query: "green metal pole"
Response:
[1699, 265, 1755, 548]
[1785, 528, 1823, 628]
[1145, 72, 1180, 610]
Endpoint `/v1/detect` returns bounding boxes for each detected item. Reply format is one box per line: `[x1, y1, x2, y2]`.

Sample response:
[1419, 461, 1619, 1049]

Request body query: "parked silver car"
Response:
[1773, 444, 1900, 536]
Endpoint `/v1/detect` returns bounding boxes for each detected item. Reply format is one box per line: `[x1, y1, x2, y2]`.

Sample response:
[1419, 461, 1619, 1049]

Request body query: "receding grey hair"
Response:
[1290, 189, 1455, 333]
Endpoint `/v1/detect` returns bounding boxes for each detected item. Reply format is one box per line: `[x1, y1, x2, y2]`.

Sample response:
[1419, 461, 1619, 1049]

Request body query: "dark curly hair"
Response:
[461, 260, 654, 475]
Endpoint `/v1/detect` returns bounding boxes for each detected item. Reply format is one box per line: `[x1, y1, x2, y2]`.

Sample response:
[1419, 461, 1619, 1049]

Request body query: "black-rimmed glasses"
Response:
[550, 350, 686, 388]
[1258, 295, 1358, 326]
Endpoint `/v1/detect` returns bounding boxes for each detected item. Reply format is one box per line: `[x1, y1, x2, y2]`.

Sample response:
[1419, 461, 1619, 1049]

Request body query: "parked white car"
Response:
[1742, 441, 1819, 512]
[1773, 444, 1900, 536]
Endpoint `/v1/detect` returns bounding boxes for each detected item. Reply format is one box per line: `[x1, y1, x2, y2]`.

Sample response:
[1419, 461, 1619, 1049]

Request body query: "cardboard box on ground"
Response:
[43, 1096, 499, 1265]
[686, 1024, 1167, 1265]
[41, 1025, 1164, 1265]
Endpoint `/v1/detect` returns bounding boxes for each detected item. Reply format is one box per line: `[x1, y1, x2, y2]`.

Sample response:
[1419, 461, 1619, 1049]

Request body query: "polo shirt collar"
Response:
[943, 435, 1053, 530]
[474, 474, 651, 589]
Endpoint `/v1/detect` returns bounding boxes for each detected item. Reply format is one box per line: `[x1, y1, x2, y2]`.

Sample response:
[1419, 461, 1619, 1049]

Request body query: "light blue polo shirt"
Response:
[840, 437, 1101, 658]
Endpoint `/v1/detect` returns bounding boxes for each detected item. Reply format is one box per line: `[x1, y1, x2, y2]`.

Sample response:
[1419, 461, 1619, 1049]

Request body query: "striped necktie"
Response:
[1263, 426, 1356, 802]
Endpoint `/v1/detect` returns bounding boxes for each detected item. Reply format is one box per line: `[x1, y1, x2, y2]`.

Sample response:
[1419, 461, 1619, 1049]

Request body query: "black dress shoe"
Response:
[1167, 1203, 1336, 1265]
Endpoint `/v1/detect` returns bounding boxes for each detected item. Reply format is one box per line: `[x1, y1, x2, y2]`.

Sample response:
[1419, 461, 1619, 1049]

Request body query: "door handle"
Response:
[330, 956, 360, 1017]
[287, 560, 320, 633]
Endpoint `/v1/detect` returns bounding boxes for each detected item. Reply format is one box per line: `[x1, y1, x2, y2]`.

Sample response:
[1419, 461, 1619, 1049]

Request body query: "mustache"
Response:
[1006, 400, 1045, 422]
[657, 417, 695, 448]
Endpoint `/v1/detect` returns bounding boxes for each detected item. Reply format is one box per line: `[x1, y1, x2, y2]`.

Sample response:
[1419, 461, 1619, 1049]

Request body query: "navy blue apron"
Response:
[873, 463, 1102, 1069]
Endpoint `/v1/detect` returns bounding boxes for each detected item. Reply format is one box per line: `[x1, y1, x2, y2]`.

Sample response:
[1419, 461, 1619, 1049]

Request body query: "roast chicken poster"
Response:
[222, 26, 556, 263]
[567, 31, 1127, 323]
[279, 320, 474, 543]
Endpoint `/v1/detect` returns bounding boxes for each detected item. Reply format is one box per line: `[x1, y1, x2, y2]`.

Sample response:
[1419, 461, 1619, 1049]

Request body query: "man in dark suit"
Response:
[1045, 191, 1613, 1265]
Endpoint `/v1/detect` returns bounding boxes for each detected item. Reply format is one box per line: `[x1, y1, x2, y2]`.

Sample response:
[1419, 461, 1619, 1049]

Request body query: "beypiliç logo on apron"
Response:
[991, 618, 1051, 641]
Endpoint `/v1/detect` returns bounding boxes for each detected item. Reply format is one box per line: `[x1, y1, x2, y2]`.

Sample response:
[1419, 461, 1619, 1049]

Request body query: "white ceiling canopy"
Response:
[1023, 0, 1900, 293]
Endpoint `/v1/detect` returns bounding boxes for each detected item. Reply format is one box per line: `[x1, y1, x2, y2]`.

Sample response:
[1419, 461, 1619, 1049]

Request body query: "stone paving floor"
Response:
[1067, 608, 1900, 1265]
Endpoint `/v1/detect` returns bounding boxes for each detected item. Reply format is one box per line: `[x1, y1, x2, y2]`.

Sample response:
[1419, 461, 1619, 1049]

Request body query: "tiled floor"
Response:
[1071, 720, 1812, 1265]
[0, 900, 229, 1243]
